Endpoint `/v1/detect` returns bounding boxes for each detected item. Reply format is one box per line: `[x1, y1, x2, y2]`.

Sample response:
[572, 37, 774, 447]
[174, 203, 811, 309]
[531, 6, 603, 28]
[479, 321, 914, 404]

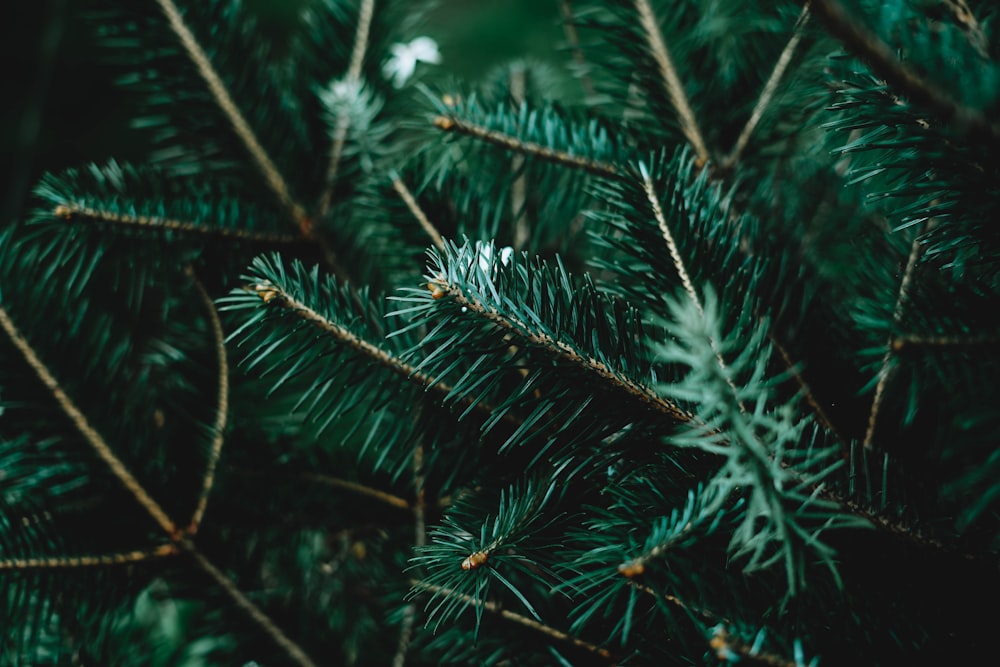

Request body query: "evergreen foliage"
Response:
[2, 0, 999, 664]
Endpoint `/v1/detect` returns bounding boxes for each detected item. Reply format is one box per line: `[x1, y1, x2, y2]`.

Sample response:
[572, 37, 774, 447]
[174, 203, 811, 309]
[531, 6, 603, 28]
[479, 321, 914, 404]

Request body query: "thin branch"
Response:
[639, 164, 701, 313]
[153, 0, 321, 241]
[0, 305, 180, 539]
[863, 235, 921, 449]
[185, 268, 229, 535]
[892, 332, 1000, 351]
[723, 3, 812, 170]
[411, 580, 615, 663]
[251, 284, 522, 431]
[436, 284, 693, 424]
[51, 204, 301, 245]
[391, 441, 427, 667]
[253, 284, 441, 390]
[710, 627, 799, 667]
[433, 116, 619, 179]
[640, 165, 743, 409]
[631, 581, 725, 625]
[810, 0, 1000, 146]
[556, 0, 597, 101]
[231, 467, 412, 512]
[317, 0, 376, 216]
[632, 0, 710, 164]
[768, 329, 839, 437]
[180, 540, 319, 667]
[509, 65, 531, 251]
[390, 174, 446, 251]
[0, 302, 319, 667]
[0, 544, 178, 571]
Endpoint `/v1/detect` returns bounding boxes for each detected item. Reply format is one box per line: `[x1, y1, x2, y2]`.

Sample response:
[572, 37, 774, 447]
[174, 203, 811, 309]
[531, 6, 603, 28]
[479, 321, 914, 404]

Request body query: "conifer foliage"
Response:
[2, 0, 999, 664]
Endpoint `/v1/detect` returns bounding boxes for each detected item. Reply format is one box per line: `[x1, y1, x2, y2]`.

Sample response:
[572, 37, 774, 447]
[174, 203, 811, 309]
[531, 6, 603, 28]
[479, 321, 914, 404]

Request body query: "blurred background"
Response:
[0, 0, 566, 225]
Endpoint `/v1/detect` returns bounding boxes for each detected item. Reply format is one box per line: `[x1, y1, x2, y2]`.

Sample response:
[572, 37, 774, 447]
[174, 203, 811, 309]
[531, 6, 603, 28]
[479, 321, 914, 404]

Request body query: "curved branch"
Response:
[0, 305, 179, 538]
[185, 268, 230, 535]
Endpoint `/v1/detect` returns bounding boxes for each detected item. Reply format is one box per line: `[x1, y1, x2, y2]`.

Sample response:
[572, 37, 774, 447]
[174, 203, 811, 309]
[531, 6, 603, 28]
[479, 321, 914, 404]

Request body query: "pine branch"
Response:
[49, 203, 300, 245]
[317, 0, 376, 216]
[231, 467, 413, 512]
[637, 163, 701, 313]
[863, 234, 921, 449]
[0, 545, 178, 571]
[413, 241, 694, 429]
[768, 330, 838, 437]
[185, 268, 229, 536]
[0, 305, 180, 538]
[556, 0, 597, 101]
[392, 440, 427, 667]
[433, 116, 619, 179]
[180, 540, 320, 667]
[509, 66, 530, 251]
[632, 0, 710, 164]
[810, 0, 1000, 146]
[638, 162, 744, 410]
[436, 282, 690, 424]
[245, 281, 446, 395]
[0, 297, 320, 667]
[723, 3, 812, 170]
[391, 173, 446, 251]
[410, 580, 615, 663]
[709, 627, 806, 667]
[153, 0, 305, 229]
[892, 332, 1000, 351]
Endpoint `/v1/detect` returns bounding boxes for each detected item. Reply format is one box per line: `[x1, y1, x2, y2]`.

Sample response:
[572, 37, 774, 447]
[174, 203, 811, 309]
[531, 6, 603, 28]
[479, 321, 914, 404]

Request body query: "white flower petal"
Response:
[408, 36, 441, 64]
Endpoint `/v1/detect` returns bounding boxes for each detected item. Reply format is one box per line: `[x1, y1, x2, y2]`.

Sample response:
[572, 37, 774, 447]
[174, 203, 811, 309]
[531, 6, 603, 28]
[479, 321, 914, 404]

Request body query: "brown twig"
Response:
[724, 3, 812, 170]
[556, 0, 597, 101]
[768, 330, 838, 436]
[391, 440, 427, 667]
[185, 268, 229, 535]
[251, 283, 523, 432]
[433, 116, 619, 179]
[231, 467, 412, 512]
[892, 332, 1000, 351]
[0, 544, 178, 571]
[0, 305, 179, 538]
[411, 579, 615, 662]
[632, 0, 710, 164]
[153, 0, 312, 236]
[640, 165, 744, 410]
[317, 0, 376, 216]
[391, 175, 446, 251]
[437, 283, 693, 424]
[710, 627, 799, 667]
[0, 303, 320, 667]
[863, 234, 921, 449]
[181, 540, 319, 667]
[51, 204, 300, 245]
[509, 65, 531, 251]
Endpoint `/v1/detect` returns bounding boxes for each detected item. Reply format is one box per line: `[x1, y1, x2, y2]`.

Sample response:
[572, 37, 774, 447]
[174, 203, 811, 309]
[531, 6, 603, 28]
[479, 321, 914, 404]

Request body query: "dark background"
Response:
[0, 0, 565, 225]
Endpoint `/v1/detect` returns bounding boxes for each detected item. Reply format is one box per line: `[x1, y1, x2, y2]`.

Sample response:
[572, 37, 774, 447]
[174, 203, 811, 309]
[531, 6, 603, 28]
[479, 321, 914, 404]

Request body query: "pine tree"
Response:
[2, 0, 999, 664]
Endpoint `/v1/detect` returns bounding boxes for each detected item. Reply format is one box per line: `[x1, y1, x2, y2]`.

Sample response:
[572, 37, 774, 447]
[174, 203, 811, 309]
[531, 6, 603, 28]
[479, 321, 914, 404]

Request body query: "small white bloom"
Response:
[383, 36, 441, 88]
